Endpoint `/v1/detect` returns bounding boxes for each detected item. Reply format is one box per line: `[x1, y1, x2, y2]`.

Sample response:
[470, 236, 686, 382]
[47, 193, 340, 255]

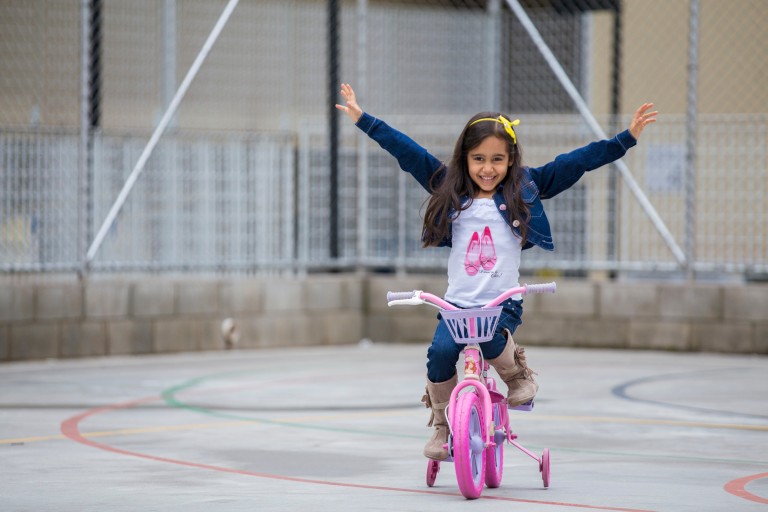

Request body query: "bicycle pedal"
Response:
[509, 400, 534, 412]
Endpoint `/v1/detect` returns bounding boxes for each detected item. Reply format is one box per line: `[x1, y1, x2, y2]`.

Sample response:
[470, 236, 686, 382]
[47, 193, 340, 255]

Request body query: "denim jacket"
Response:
[355, 112, 637, 251]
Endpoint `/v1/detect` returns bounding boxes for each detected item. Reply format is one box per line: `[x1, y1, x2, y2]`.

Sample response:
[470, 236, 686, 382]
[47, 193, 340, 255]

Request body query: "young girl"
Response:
[336, 83, 657, 461]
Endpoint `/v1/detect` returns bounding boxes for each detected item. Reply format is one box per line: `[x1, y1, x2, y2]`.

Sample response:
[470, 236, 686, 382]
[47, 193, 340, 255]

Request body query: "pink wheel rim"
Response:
[541, 449, 551, 488]
[426, 460, 440, 487]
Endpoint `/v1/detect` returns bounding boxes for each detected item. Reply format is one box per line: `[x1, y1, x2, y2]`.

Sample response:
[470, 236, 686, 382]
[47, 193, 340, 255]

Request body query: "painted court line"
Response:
[724, 472, 768, 505]
[59, 393, 656, 512]
[32, 365, 764, 509]
[1, 420, 252, 445]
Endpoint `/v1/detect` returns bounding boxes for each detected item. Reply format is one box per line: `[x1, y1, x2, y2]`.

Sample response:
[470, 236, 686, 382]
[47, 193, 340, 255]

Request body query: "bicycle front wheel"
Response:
[453, 391, 486, 499]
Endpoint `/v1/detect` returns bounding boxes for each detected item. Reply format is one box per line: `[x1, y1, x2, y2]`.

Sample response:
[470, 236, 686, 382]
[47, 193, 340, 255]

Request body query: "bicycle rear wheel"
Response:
[485, 402, 504, 488]
[453, 391, 486, 499]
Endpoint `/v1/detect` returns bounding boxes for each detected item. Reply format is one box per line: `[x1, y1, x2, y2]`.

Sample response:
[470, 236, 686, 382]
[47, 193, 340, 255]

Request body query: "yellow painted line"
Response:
[4, 410, 765, 446]
[1, 420, 252, 445]
[1, 411, 414, 445]
[2, 434, 67, 444]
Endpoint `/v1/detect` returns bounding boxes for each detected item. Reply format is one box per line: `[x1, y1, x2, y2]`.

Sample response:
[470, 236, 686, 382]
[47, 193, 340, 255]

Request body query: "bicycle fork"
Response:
[447, 345, 495, 448]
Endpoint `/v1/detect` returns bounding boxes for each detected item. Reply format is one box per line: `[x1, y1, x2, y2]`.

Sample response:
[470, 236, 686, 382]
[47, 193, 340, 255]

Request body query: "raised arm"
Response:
[530, 102, 658, 199]
[334, 83, 443, 192]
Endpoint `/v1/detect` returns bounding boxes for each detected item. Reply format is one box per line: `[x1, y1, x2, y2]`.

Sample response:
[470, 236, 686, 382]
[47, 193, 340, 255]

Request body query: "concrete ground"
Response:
[1, 343, 767, 512]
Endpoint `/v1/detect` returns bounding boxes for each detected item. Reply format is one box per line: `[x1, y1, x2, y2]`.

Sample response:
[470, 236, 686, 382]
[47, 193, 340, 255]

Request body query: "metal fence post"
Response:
[608, 0, 622, 271]
[485, 0, 501, 111]
[77, 0, 91, 279]
[685, 0, 700, 280]
[328, 0, 340, 260]
[162, 0, 177, 128]
[356, 0, 368, 269]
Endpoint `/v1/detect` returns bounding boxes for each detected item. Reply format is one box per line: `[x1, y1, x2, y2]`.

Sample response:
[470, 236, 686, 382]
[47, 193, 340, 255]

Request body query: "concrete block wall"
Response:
[364, 276, 768, 354]
[0, 275, 364, 361]
[1, 275, 766, 361]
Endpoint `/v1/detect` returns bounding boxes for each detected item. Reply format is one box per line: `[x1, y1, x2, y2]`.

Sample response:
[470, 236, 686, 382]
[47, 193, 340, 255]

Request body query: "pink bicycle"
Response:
[387, 282, 556, 499]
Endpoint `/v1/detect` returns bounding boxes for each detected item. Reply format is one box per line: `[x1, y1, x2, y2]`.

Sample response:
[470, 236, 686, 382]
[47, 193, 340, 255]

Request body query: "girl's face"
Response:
[467, 136, 509, 199]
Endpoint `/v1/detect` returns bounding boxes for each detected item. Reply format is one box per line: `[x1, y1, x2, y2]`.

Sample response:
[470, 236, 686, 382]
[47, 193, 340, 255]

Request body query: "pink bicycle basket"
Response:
[440, 306, 504, 344]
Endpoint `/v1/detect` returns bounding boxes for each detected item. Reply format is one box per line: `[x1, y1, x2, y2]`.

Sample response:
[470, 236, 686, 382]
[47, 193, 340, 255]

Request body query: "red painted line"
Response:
[60, 395, 654, 512]
[724, 472, 768, 504]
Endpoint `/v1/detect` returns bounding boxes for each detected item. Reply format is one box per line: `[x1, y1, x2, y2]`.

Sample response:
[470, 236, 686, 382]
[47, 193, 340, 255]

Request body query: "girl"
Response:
[336, 83, 657, 461]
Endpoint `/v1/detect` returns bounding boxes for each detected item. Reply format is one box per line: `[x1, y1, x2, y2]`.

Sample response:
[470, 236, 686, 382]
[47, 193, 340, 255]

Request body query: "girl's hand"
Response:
[335, 83, 363, 124]
[629, 103, 658, 140]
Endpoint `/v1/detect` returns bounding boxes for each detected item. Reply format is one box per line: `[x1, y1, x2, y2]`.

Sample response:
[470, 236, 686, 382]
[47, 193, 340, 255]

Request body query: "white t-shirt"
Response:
[444, 199, 522, 307]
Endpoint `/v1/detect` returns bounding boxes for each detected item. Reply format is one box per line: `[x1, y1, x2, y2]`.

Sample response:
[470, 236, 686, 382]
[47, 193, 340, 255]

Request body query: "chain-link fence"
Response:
[1, 0, 765, 279]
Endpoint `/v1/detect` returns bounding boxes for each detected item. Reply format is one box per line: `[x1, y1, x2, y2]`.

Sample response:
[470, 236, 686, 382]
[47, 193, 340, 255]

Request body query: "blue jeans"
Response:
[426, 298, 524, 383]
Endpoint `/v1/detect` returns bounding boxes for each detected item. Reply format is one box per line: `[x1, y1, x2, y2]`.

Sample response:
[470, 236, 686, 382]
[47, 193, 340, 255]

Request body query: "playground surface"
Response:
[1, 343, 767, 512]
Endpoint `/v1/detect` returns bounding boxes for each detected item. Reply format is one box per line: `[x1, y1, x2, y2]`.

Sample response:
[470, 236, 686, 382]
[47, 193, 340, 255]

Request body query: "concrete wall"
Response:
[367, 276, 768, 354]
[0, 275, 363, 361]
[1, 275, 766, 361]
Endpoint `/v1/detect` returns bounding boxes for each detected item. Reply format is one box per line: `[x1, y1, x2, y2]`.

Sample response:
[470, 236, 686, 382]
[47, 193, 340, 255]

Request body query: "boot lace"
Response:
[421, 391, 435, 426]
[514, 346, 538, 380]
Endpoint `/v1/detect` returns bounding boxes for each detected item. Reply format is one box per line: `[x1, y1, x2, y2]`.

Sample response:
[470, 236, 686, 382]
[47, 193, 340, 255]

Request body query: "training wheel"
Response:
[426, 459, 440, 487]
[540, 448, 550, 488]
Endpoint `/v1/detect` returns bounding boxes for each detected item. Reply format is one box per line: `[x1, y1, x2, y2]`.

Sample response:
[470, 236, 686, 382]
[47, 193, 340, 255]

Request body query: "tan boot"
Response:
[420, 374, 458, 460]
[487, 329, 538, 407]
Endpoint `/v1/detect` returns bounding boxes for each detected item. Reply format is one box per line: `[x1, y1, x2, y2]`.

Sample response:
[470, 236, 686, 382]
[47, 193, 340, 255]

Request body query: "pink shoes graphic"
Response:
[479, 226, 497, 270]
[464, 231, 481, 276]
[464, 226, 496, 276]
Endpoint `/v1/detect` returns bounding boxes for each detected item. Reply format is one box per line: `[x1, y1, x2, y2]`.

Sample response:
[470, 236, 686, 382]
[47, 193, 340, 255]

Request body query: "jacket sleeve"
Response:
[529, 130, 637, 199]
[355, 112, 444, 192]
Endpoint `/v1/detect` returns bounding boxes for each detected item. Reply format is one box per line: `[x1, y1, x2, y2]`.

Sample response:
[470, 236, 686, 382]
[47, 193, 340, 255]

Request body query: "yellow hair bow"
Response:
[469, 115, 520, 144]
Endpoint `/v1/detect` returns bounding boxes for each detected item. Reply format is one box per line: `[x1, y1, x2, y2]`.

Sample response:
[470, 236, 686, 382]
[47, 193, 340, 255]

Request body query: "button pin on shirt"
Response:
[498, 204, 520, 227]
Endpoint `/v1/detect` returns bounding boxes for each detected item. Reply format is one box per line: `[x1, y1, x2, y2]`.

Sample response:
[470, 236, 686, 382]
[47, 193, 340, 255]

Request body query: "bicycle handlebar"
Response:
[524, 282, 557, 295]
[387, 282, 557, 309]
[386, 291, 418, 302]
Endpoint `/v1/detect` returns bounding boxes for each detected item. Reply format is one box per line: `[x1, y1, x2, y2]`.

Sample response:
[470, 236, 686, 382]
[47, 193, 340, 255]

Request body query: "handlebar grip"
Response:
[523, 282, 557, 295]
[387, 291, 416, 302]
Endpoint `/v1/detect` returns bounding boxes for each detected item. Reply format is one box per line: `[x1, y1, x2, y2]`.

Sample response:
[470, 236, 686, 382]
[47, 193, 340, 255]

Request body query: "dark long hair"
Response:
[421, 112, 530, 247]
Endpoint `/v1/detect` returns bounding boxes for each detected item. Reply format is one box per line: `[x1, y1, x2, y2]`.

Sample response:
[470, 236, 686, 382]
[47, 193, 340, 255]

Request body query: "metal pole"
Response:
[486, 0, 501, 111]
[607, 0, 622, 270]
[87, 0, 102, 269]
[77, 0, 91, 279]
[328, 0, 340, 260]
[89, 0, 102, 134]
[685, 0, 700, 280]
[356, 0, 368, 268]
[86, 0, 240, 265]
[505, 0, 687, 267]
[162, 0, 178, 264]
[163, 0, 177, 127]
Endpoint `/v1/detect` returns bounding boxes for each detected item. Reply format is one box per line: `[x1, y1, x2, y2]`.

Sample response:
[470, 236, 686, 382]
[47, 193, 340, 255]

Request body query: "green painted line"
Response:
[160, 370, 422, 440]
[160, 371, 768, 467]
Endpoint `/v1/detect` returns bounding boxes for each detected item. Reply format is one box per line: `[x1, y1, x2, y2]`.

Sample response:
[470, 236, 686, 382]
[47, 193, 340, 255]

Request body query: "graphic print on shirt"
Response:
[479, 226, 497, 270]
[464, 226, 496, 276]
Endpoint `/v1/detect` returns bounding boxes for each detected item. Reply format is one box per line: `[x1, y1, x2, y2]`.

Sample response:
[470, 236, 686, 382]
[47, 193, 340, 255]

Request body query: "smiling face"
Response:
[467, 135, 510, 199]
